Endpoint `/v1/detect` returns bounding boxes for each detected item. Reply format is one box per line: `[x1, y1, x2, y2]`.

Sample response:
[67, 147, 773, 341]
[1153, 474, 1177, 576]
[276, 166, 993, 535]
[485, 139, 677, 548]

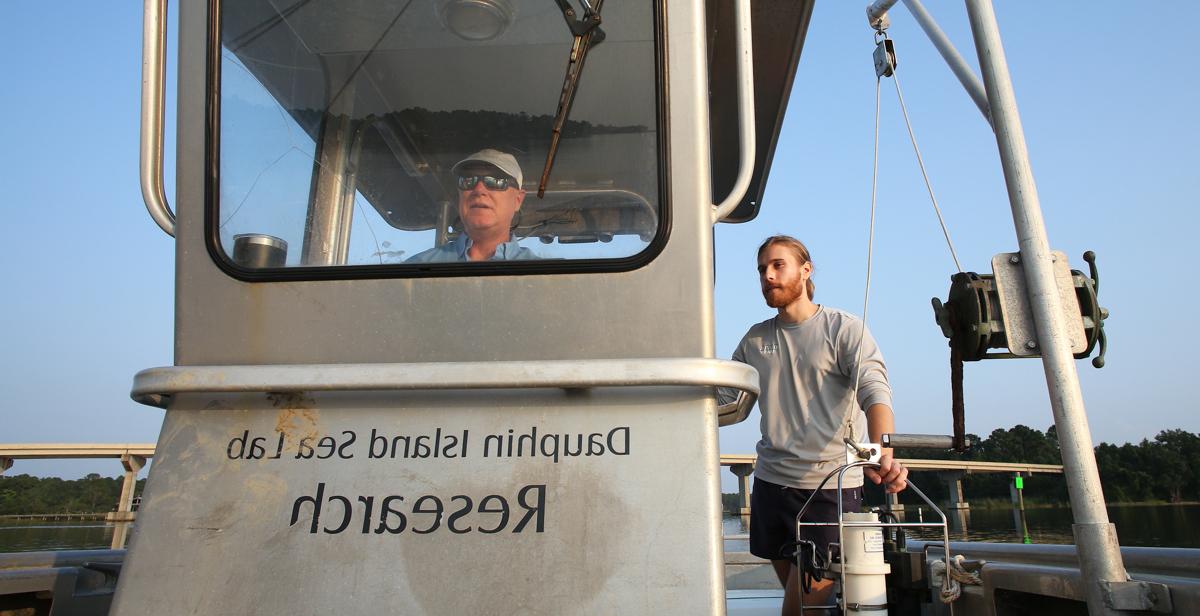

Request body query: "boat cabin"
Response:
[115, 1, 815, 613]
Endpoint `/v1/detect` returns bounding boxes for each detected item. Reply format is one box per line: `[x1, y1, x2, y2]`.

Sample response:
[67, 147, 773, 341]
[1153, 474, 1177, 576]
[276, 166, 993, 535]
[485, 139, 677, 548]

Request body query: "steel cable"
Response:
[842, 72, 885, 450]
[890, 69, 964, 273]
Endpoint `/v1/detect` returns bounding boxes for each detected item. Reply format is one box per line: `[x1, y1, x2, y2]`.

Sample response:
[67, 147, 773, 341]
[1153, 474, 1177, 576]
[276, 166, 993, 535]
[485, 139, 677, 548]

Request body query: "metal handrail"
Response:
[711, 0, 756, 223]
[716, 390, 755, 426]
[141, 0, 175, 237]
[131, 358, 760, 418]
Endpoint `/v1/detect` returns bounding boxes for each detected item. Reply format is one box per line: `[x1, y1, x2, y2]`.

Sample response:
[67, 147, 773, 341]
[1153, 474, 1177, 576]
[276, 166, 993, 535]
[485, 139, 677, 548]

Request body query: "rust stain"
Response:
[268, 392, 320, 452]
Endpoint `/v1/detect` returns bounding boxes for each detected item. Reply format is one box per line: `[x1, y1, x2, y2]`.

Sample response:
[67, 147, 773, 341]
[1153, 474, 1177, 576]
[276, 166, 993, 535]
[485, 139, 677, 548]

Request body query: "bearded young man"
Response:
[723, 235, 908, 615]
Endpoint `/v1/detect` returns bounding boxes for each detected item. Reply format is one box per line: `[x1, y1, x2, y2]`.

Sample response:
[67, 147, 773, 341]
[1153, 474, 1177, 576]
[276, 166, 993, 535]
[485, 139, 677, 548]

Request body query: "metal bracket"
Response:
[845, 440, 882, 464]
[847, 604, 889, 612]
[82, 561, 124, 576]
[554, 0, 602, 38]
[1100, 580, 1173, 613]
[992, 251, 1087, 356]
[865, 0, 896, 31]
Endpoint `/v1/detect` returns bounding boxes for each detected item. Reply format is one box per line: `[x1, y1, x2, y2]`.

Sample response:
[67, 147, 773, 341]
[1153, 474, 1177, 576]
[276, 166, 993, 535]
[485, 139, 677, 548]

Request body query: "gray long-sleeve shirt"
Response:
[723, 306, 893, 489]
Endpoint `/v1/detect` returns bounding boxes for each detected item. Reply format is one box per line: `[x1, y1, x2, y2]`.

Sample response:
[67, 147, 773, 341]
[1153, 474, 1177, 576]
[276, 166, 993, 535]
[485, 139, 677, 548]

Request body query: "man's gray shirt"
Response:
[722, 306, 893, 489]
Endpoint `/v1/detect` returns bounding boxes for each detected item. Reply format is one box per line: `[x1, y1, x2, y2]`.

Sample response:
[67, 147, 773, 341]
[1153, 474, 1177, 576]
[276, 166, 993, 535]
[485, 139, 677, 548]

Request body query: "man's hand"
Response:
[864, 453, 908, 493]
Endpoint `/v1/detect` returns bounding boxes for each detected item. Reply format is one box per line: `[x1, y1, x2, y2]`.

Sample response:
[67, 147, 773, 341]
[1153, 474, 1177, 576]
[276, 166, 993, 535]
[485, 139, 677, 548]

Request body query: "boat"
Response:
[2, 0, 1197, 614]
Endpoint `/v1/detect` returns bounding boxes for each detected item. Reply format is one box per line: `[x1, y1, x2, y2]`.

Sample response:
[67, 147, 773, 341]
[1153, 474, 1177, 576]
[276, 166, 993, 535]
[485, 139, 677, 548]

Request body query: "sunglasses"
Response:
[457, 175, 517, 191]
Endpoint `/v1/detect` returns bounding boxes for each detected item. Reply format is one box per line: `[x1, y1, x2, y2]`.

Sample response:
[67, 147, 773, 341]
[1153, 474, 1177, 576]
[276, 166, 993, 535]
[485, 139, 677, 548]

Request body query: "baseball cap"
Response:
[451, 149, 523, 187]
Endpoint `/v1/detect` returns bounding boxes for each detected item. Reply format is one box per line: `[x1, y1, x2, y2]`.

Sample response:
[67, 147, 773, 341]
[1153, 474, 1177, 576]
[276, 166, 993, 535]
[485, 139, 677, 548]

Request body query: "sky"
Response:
[1, 1, 1197, 489]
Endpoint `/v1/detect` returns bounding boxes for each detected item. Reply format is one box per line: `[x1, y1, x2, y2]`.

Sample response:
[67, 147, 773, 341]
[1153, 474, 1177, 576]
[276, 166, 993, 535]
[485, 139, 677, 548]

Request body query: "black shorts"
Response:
[749, 477, 862, 563]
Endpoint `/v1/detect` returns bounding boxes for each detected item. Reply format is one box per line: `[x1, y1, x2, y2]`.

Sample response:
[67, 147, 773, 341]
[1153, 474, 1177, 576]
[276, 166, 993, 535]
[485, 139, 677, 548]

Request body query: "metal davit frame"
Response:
[866, 1, 1146, 614]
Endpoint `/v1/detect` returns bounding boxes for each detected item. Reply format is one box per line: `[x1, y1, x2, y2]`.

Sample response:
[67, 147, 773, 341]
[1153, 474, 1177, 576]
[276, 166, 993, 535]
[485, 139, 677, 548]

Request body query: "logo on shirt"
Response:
[760, 341, 778, 354]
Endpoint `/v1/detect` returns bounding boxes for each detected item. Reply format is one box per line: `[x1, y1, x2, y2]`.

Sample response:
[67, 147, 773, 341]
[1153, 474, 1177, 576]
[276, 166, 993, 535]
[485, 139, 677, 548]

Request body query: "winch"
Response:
[931, 250, 1108, 366]
[930, 250, 1109, 450]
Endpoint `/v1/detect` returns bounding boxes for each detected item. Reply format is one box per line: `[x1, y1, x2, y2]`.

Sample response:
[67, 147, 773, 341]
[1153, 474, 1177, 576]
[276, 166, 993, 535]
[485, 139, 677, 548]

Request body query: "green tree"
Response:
[1153, 430, 1200, 502]
[0, 474, 124, 515]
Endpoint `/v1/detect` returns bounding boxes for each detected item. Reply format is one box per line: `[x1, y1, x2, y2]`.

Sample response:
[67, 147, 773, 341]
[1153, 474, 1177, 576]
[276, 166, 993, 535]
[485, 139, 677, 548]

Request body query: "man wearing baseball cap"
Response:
[408, 149, 538, 262]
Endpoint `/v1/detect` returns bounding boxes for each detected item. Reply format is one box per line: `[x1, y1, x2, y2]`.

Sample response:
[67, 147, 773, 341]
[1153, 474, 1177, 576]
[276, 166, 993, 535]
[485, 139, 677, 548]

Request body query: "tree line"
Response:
[888, 426, 1200, 506]
[0, 474, 144, 516]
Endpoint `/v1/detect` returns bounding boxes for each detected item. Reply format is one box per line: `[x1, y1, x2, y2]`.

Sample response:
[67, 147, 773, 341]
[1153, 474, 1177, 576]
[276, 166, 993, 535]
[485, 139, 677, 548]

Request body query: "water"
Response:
[722, 503, 1200, 548]
[0, 520, 132, 552]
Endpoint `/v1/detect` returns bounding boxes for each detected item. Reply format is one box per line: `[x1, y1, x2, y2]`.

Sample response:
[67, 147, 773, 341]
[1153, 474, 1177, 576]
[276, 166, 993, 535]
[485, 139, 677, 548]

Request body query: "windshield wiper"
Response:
[537, 0, 606, 198]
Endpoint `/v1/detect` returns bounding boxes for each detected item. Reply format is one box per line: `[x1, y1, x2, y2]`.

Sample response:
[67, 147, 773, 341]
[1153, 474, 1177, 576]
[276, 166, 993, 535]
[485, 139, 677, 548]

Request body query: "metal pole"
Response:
[963, 1, 1129, 613]
[1010, 473, 1031, 543]
[1016, 477, 1031, 544]
[1009, 476, 1022, 541]
[901, 0, 992, 127]
[302, 56, 359, 266]
[301, 111, 355, 265]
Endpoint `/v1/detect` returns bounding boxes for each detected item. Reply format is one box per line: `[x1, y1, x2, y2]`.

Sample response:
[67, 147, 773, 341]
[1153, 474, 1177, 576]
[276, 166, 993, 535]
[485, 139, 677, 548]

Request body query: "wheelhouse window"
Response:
[213, 0, 663, 273]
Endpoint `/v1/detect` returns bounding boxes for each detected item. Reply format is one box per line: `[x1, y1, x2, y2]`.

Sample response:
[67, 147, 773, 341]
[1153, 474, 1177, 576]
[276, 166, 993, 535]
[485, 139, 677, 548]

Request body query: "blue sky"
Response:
[714, 1, 1200, 465]
[2, 1, 1196, 487]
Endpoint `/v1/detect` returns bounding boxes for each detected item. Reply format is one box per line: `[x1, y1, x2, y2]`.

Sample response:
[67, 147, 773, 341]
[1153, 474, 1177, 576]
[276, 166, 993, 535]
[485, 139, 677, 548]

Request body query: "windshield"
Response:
[213, 0, 662, 271]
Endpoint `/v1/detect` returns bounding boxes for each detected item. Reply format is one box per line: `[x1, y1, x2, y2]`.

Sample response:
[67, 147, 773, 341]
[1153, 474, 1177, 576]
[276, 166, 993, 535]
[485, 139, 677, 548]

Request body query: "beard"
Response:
[763, 276, 805, 308]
